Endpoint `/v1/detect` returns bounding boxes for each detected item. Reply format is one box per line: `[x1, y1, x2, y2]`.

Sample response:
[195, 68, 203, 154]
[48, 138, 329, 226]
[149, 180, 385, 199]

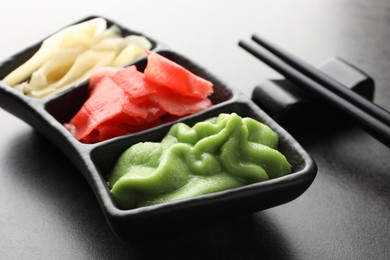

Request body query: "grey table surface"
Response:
[0, 0, 389, 259]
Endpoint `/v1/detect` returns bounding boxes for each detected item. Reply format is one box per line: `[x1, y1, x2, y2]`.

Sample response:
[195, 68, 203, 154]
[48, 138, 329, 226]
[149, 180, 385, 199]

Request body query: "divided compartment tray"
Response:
[0, 16, 317, 241]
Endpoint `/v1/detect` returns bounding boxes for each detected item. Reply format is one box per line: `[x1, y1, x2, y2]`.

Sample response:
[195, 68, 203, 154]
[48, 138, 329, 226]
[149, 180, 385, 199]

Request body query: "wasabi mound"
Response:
[108, 113, 291, 209]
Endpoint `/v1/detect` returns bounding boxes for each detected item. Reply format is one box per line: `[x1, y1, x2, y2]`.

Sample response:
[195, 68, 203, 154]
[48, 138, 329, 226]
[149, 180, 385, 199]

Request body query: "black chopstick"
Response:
[238, 38, 390, 147]
[251, 34, 390, 127]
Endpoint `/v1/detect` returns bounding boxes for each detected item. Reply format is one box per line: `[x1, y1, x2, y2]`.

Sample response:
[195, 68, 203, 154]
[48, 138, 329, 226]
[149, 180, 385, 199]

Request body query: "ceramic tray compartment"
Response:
[0, 16, 317, 242]
[45, 50, 236, 126]
[87, 99, 316, 241]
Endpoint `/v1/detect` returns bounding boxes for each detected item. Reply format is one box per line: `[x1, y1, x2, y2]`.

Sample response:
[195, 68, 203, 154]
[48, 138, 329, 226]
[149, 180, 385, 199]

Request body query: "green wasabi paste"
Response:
[108, 113, 291, 209]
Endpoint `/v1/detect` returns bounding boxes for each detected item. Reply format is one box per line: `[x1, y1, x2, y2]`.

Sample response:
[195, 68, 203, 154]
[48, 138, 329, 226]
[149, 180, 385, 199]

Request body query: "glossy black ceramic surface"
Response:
[0, 16, 316, 241]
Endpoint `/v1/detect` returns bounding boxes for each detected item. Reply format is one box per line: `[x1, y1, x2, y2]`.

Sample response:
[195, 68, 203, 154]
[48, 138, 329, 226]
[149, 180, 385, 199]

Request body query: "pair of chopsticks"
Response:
[239, 35, 390, 148]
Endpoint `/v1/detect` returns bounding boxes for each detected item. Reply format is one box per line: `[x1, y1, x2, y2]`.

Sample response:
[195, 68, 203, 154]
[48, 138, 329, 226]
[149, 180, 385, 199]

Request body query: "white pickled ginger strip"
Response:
[2, 18, 107, 86]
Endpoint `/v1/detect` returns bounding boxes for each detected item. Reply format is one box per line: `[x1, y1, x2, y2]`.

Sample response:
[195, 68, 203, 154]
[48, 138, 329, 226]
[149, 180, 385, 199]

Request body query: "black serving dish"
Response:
[0, 16, 317, 242]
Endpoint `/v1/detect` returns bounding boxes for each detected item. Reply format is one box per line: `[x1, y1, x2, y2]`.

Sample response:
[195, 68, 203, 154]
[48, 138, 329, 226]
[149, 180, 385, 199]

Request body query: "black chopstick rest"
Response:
[252, 57, 375, 132]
